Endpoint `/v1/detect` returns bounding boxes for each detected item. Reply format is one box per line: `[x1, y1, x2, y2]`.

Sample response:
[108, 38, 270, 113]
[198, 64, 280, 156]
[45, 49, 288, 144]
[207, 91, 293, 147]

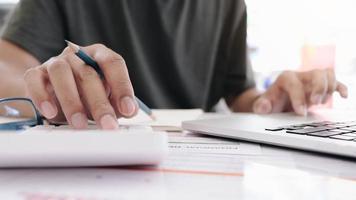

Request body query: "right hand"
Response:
[23, 44, 138, 129]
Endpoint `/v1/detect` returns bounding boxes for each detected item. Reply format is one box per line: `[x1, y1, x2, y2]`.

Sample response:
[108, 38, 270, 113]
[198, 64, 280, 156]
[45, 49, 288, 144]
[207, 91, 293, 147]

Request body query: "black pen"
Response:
[65, 40, 156, 120]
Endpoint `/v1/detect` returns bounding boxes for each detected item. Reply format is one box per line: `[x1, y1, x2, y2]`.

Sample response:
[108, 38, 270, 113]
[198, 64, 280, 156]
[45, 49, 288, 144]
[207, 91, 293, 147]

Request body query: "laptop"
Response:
[182, 110, 356, 158]
[0, 125, 168, 167]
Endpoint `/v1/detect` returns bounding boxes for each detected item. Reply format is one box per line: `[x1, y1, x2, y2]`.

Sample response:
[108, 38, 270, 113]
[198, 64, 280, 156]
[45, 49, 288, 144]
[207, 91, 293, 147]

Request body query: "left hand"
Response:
[252, 68, 348, 116]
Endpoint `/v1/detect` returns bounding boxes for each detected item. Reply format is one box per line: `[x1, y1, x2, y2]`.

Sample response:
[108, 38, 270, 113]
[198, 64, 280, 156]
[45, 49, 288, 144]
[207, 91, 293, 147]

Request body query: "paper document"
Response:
[168, 132, 261, 155]
[119, 109, 203, 131]
[147, 132, 263, 175]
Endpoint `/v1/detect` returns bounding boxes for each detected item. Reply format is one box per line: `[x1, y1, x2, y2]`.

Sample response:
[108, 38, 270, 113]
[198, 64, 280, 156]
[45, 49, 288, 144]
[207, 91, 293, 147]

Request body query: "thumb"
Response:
[253, 96, 273, 114]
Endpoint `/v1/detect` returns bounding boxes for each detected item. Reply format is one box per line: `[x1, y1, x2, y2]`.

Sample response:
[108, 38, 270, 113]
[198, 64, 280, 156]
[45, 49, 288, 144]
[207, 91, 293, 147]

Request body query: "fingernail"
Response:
[119, 96, 136, 116]
[310, 94, 322, 104]
[342, 88, 348, 98]
[100, 114, 118, 130]
[256, 99, 271, 114]
[341, 90, 348, 98]
[40, 101, 57, 119]
[297, 105, 307, 116]
[257, 104, 268, 114]
[71, 112, 88, 129]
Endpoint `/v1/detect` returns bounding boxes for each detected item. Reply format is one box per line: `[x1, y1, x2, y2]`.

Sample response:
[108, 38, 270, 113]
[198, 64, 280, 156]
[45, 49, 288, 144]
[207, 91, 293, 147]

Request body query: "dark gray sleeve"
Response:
[223, 2, 255, 100]
[1, 0, 66, 63]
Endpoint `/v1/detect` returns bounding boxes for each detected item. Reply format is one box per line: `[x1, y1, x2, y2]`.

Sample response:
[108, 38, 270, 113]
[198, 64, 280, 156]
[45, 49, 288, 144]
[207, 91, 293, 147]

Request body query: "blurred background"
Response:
[0, 0, 355, 109]
[246, 0, 356, 109]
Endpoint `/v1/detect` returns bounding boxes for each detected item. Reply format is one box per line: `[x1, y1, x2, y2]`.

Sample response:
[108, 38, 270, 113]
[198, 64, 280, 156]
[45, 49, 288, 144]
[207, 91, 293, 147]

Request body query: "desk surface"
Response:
[1, 110, 356, 200]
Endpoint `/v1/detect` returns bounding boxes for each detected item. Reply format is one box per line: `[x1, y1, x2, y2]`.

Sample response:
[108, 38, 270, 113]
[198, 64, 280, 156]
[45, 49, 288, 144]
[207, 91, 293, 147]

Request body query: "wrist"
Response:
[228, 88, 262, 112]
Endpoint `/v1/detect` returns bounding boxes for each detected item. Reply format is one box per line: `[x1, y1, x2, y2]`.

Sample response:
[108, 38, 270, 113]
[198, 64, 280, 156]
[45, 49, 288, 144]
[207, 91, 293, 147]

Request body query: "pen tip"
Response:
[64, 40, 80, 52]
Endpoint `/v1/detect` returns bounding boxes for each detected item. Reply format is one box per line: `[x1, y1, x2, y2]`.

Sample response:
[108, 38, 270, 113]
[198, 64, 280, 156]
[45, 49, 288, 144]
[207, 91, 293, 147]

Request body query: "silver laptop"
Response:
[182, 111, 356, 158]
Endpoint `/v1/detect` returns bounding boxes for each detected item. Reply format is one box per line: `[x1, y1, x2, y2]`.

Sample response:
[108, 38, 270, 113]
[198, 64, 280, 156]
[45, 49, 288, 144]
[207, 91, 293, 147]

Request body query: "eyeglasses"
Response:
[0, 97, 43, 130]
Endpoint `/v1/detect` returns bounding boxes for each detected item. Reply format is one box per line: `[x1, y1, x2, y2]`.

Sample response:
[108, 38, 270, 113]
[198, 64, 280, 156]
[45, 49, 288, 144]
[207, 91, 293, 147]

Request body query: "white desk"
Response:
[1, 110, 356, 200]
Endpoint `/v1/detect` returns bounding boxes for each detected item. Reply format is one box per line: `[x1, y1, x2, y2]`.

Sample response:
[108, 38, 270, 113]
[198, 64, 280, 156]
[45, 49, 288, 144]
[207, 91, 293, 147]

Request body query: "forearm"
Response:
[0, 62, 35, 117]
[0, 63, 28, 98]
[227, 87, 261, 112]
[0, 40, 40, 99]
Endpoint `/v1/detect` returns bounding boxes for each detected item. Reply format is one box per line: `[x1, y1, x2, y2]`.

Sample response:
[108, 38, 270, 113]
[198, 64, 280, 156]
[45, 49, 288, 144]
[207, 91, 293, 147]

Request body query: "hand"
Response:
[252, 69, 348, 115]
[23, 44, 138, 129]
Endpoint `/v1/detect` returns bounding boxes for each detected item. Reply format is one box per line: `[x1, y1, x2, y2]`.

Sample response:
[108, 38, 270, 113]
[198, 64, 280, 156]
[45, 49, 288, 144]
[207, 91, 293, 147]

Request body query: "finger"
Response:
[308, 70, 327, 105]
[46, 57, 88, 129]
[67, 53, 118, 129]
[320, 69, 336, 104]
[279, 72, 307, 116]
[253, 96, 272, 114]
[83, 44, 138, 118]
[336, 81, 348, 98]
[43, 84, 67, 123]
[23, 66, 58, 119]
[322, 94, 332, 104]
[326, 68, 337, 95]
[252, 84, 288, 114]
[102, 80, 125, 118]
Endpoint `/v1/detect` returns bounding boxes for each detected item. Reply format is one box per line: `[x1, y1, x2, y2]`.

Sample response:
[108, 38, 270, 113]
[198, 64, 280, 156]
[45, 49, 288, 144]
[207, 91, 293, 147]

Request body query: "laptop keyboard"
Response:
[266, 121, 356, 141]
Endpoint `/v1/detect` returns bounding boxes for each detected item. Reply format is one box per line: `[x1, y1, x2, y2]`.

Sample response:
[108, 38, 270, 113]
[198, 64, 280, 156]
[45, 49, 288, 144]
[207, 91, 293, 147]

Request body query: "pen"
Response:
[65, 40, 156, 120]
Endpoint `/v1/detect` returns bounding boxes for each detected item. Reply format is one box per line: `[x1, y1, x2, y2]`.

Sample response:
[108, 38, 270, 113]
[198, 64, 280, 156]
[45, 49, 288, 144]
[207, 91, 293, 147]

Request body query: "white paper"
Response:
[119, 109, 203, 127]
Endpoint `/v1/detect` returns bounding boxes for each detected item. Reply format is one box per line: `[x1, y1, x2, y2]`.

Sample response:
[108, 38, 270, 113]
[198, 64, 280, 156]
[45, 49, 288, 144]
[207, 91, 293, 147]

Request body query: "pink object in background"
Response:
[300, 43, 336, 109]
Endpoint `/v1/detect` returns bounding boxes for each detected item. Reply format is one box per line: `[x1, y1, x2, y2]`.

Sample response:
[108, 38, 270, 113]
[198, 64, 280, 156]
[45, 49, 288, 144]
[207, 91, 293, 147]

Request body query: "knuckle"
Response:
[312, 76, 325, 87]
[276, 71, 297, 88]
[283, 70, 293, 76]
[278, 71, 293, 82]
[23, 68, 40, 82]
[62, 47, 72, 55]
[77, 67, 99, 82]
[45, 56, 57, 64]
[116, 79, 132, 87]
[110, 81, 133, 95]
[285, 80, 296, 90]
[287, 79, 301, 91]
[97, 52, 126, 68]
[51, 58, 67, 67]
[316, 69, 326, 79]
[47, 58, 69, 74]
[312, 69, 321, 74]
[91, 43, 107, 49]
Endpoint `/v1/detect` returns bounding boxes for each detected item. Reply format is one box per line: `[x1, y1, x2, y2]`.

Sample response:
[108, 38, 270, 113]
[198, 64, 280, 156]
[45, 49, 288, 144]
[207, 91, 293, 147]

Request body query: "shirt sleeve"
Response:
[222, 2, 255, 100]
[1, 0, 66, 63]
